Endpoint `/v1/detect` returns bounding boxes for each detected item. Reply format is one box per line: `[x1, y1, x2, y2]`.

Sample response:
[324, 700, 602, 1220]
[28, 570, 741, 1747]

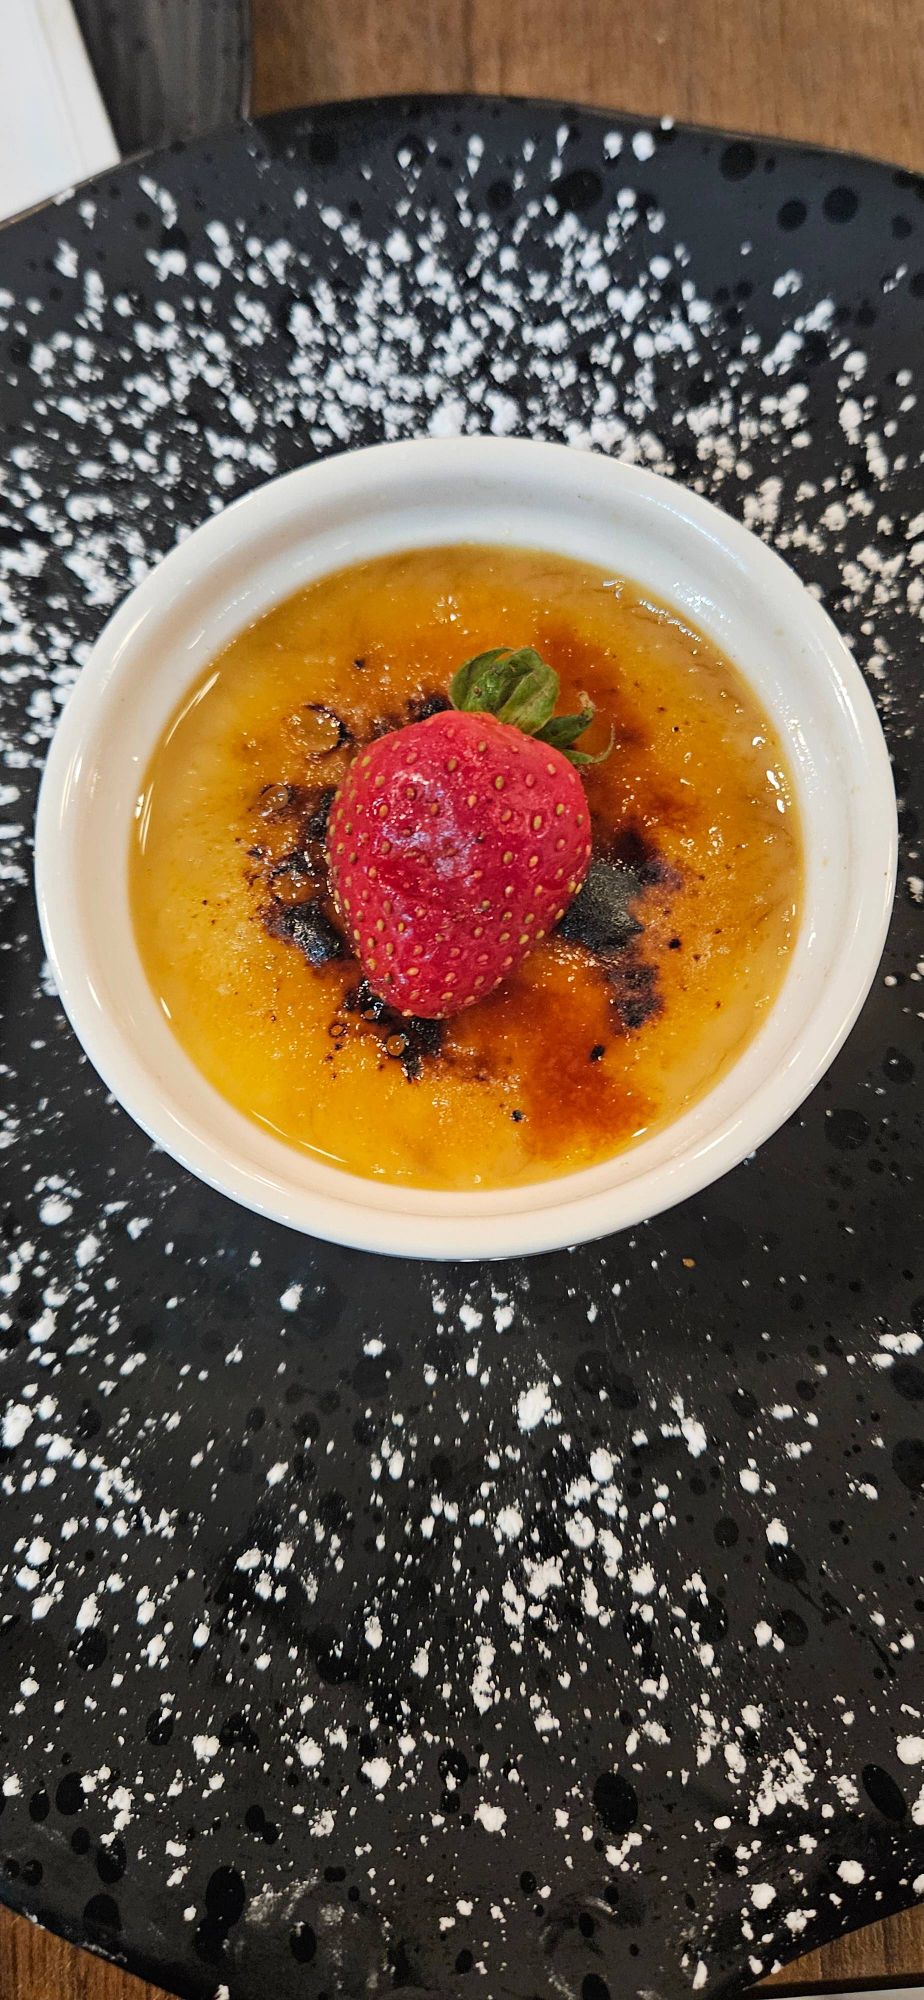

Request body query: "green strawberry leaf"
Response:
[538, 708, 615, 766]
[495, 655, 559, 734]
[449, 646, 611, 765]
[450, 647, 559, 730]
[563, 734, 615, 767]
[535, 705, 595, 750]
[449, 649, 515, 711]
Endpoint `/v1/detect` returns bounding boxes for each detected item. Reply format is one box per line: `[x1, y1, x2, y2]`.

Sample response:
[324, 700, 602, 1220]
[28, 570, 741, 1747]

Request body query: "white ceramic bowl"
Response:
[35, 438, 897, 1260]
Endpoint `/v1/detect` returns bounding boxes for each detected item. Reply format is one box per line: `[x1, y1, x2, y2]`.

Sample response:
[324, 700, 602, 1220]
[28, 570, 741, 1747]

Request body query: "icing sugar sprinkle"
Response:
[0, 108, 921, 1998]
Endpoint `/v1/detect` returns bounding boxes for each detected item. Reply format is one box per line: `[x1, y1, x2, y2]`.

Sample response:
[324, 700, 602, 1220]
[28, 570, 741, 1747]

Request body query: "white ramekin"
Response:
[34, 439, 897, 1259]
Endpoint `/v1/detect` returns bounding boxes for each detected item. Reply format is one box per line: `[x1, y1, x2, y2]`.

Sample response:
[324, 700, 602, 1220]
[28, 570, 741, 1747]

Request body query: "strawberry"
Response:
[326, 647, 608, 1019]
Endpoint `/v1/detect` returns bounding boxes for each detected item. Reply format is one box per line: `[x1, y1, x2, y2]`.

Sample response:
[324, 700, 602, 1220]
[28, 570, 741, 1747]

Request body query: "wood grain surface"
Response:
[251, 0, 924, 172]
[3, 1, 922, 1995]
[1, 1895, 923, 1998]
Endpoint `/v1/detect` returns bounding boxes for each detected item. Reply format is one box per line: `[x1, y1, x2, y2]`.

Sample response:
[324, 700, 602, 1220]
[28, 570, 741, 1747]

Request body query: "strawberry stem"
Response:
[449, 646, 611, 766]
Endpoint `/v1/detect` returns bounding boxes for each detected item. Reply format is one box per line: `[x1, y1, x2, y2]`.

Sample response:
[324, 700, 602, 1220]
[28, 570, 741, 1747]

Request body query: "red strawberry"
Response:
[326, 647, 607, 1019]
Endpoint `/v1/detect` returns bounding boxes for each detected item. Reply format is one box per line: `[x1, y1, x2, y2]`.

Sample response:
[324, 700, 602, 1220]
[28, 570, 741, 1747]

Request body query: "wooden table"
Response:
[2, 2, 922, 1993]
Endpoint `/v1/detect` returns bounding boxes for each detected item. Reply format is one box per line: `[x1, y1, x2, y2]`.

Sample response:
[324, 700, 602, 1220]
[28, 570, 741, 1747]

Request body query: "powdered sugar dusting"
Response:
[0, 101, 921, 2000]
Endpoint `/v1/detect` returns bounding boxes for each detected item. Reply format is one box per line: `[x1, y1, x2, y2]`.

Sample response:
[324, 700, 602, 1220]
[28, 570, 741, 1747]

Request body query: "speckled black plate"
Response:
[1, 97, 923, 2000]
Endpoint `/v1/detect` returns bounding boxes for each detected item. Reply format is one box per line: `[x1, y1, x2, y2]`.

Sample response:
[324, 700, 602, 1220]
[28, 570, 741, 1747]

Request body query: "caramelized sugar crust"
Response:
[131, 545, 802, 1190]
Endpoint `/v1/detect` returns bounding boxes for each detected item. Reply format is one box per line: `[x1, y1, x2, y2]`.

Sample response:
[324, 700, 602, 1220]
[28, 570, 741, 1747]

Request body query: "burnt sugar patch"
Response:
[343, 980, 445, 1081]
[558, 827, 681, 1037]
[255, 780, 348, 967]
[607, 952, 662, 1033]
[266, 898, 346, 968]
[558, 855, 643, 955]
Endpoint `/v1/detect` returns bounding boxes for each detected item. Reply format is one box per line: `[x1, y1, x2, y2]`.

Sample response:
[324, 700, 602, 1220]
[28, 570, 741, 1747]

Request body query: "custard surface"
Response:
[131, 544, 802, 1189]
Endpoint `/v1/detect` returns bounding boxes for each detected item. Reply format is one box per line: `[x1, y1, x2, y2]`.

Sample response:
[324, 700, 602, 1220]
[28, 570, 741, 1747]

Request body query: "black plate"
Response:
[1, 97, 922, 2000]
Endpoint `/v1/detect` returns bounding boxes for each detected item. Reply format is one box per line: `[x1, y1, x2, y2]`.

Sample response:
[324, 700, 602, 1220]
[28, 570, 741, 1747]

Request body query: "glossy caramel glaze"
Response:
[131, 544, 802, 1189]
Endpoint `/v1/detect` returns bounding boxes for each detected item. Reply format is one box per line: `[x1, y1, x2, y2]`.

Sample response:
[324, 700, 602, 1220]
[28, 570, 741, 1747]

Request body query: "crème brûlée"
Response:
[130, 543, 802, 1190]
